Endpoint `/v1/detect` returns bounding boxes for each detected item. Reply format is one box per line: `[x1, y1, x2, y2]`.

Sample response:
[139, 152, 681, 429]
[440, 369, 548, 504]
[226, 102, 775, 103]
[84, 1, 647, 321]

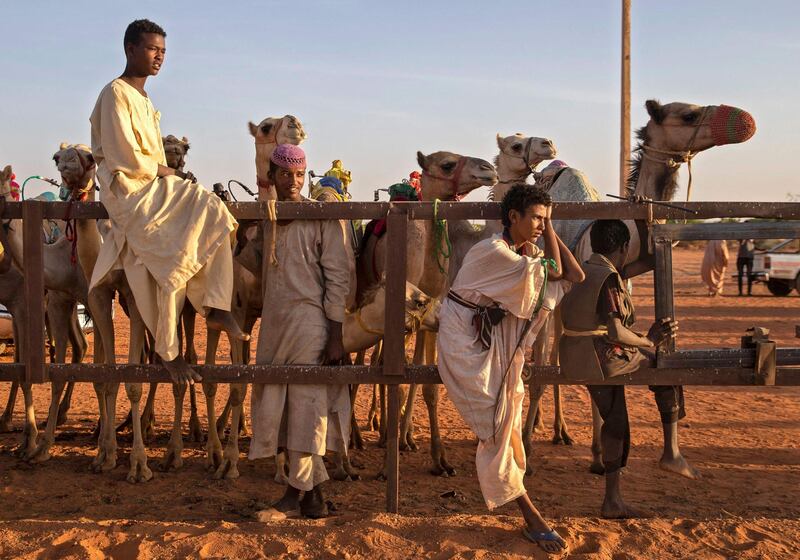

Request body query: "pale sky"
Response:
[2, 1, 798, 202]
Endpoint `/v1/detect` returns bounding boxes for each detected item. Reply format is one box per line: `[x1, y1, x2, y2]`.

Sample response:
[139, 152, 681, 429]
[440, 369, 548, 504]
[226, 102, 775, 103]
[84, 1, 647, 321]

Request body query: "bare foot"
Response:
[206, 309, 250, 342]
[659, 454, 701, 480]
[601, 497, 649, 519]
[163, 356, 202, 386]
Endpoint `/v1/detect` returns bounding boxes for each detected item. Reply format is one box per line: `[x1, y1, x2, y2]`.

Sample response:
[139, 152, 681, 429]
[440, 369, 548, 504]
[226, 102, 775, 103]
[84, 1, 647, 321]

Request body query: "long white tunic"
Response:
[249, 216, 351, 459]
[89, 79, 236, 360]
[437, 234, 559, 510]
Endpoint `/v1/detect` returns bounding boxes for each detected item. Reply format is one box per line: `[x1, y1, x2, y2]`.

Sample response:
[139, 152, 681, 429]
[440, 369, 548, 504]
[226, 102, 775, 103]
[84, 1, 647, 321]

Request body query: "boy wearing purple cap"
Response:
[249, 144, 352, 520]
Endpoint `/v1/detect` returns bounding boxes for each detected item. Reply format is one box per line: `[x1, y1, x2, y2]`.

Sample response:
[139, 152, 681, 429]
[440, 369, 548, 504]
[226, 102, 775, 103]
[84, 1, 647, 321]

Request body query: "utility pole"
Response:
[620, 0, 631, 195]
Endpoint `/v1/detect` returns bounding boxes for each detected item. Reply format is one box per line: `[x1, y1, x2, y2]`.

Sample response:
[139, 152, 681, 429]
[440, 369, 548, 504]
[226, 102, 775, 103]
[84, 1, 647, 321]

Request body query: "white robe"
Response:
[89, 79, 236, 360]
[437, 234, 560, 510]
[249, 216, 351, 460]
[701, 239, 729, 295]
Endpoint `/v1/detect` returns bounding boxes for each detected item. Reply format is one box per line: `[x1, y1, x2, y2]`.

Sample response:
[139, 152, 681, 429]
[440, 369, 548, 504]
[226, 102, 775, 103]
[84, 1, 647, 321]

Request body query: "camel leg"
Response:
[16, 383, 38, 459]
[274, 450, 289, 484]
[0, 381, 19, 432]
[56, 382, 75, 427]
[140, 383, 158, 442]
[589, 398, 605, 475]
[349, 383, 364, 450]
[548, 307, 573, 446]
[203, 327, 223, 471]
[88, 284, 117, 471]
[215, 382, 247, 480]
[160, 382, 186, 471]
[366, 383, 379, 431]
[187, 384, 203, 442]
[551, 385, 573, 445]
[423, 383, 456, 477]
[91, 381, 120, 473]
[203, 382, 223, 471]
[27, 379, 67, 463]
[399, 383, 419, 451]
[216, 394, 232, 436]
[377, 384, 387, 446]
[125, 304, 152, 482]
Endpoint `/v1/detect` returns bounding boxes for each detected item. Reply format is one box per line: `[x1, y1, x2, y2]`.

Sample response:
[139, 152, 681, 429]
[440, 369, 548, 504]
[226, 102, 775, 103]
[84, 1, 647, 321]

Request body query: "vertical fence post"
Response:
[23, 200, 46, 383]
[383, 205, 408, 513]
[654, 236, 676, 354]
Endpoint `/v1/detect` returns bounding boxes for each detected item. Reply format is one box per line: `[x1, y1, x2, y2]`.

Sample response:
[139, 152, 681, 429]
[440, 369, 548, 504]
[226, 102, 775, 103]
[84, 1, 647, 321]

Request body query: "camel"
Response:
[536, 100, 756, 475]
[0, 165, 88, 458]
[49, 143, 152, 482]
[200, 115, 307, 479]
[357, 150, 498, 476]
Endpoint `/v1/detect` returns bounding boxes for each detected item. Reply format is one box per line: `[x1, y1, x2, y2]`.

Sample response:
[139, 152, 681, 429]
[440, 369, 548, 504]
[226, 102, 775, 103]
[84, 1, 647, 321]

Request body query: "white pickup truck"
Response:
[751, 239, 800, 296]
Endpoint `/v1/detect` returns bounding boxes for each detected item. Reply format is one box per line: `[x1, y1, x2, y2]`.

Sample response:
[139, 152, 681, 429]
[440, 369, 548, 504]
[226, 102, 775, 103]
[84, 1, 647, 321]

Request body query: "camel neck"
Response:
[634, 154, 679, 202]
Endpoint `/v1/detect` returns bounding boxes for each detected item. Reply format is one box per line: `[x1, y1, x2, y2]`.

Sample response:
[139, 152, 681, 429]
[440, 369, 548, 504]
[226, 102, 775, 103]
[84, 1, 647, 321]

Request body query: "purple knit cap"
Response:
[270, 144, 306, 170]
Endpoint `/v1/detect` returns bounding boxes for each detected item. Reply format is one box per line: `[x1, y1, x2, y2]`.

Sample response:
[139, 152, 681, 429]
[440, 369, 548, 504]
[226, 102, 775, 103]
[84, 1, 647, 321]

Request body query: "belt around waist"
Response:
[562, 327, 608, 337]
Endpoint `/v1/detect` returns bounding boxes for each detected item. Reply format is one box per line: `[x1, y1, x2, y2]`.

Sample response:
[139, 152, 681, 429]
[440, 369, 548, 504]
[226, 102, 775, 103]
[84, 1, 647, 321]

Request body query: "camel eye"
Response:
[260, 123, 272, 134]
[682, 112, 697, 123]
[440, 162, 456, 173]
[512, 143, 522, 151]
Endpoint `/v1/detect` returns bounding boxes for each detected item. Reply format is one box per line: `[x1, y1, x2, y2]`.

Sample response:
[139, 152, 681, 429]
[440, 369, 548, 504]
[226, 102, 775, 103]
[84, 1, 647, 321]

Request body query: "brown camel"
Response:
[357, 150, 498, 476]
[535, 100, 757, 476]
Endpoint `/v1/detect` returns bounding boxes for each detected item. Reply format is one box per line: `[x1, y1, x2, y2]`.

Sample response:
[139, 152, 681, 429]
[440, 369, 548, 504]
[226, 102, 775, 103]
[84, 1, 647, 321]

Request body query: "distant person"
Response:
[701, 240, 729, 296]
[737, 238, 755, 296]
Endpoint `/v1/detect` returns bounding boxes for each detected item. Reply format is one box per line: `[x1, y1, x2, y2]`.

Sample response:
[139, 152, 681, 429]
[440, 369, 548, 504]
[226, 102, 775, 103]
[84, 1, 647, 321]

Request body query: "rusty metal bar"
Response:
[382, 205, 408, 513]
[654, 237, 676, 355]
[658, 348, 800, 369]
[2, 363, 799, 386]
[6, 200, 800, 222]
[655, 221, 800, 241]
[22, 200, 46, 383]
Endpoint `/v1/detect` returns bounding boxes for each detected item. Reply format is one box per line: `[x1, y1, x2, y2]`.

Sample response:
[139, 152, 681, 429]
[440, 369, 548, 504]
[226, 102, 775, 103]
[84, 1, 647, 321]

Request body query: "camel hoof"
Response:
[127, 460, 154, 484]
[56, 412, 69, 427]
[206, 447, 223, 472]
[551, 433, 574, 446]
[589, 461, 606, 476]
[27, 443, 52, 464]
[332, 470, 350, 482]
[160, 449, 184, 472]
[430, 464, 457, 477]
[214, 460, 239, 480]
[91, 452, 117, 473]
[0, 417, 13, 433]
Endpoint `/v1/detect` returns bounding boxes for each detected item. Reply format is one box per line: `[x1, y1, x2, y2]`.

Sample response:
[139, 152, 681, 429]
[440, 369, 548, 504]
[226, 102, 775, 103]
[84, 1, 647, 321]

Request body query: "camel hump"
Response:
[548, 167, 601, 203]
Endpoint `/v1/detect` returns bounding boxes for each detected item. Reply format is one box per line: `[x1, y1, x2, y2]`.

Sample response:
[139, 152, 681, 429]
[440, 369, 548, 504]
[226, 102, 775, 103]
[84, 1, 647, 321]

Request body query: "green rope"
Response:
[532, 258, 558, 314]
[432, 198, 452, 273]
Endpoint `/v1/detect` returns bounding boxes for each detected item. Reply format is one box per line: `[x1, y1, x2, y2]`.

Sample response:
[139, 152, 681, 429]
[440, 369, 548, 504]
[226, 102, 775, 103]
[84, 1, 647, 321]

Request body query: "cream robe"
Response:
[701, 239, 729, 295]
[437, 235, 559, 510]
[249, 216, 351, 461]
[89, 79, 237, 360]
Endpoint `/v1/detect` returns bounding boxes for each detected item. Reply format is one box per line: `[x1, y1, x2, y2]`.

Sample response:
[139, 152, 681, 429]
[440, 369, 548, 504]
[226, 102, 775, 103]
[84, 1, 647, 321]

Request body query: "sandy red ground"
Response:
[1, 246, 799, 559]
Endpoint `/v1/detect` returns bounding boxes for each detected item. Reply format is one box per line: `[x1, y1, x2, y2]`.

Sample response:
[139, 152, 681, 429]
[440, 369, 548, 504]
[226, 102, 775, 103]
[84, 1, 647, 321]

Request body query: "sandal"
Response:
[522, 527, 567, 555]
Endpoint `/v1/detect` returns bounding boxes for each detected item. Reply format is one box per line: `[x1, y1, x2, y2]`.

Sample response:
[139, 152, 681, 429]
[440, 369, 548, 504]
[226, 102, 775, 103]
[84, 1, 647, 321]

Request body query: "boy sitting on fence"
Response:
[559, 219, 698, 519]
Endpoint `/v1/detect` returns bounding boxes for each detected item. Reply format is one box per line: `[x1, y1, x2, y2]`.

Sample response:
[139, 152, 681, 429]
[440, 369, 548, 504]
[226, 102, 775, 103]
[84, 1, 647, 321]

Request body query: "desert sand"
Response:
[1, 245, 799, 559]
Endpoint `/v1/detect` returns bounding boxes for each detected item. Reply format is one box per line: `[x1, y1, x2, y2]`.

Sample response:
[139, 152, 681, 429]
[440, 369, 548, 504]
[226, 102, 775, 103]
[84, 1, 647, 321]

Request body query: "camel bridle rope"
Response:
[640, 106, 711, 203]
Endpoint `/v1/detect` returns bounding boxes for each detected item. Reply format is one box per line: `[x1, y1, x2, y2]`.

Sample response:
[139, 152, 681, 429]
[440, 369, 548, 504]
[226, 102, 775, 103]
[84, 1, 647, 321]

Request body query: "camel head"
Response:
[53, 143, 95, 200]
[249, 115, 307, 185]
[495, 133, 557, 178]
[404, 282, 435, 332]
[633, 100, 756, 200]
[0, 165, 12, 199]
[162, 135, 190, 171]
[416, 151, 498, 201]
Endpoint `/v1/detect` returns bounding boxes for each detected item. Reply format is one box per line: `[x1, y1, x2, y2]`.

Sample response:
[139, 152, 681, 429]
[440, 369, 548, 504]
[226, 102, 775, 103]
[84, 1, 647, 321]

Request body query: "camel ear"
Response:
[416, 151, 428, 171]
[496, 134, 506, 149]
[2, 165, 11, 177]
[248, 121, 259, 137]
[53, 152, 60, 164]
[645, 99, 664, 124]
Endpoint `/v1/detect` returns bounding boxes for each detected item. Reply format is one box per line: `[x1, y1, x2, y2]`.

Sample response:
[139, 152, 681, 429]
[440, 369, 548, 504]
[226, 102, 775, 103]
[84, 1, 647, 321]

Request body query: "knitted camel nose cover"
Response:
[710, 105, 756, 145]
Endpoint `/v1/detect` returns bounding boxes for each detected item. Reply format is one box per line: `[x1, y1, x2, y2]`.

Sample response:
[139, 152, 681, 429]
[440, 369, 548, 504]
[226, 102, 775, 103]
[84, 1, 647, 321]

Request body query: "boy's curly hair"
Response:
[500, 183, 552, 227]
[124, 19, 166, 47]
[590, 219, 631, 254]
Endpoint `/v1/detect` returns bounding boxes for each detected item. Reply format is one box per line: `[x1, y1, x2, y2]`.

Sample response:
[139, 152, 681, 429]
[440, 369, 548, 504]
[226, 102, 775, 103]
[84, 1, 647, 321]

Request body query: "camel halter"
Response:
[254, 118, 284, 145]
[640, 106, 711, 203]
[421, 156, 468, 200]
[351, 295, 436, 336]
[498, 136, 537, 183]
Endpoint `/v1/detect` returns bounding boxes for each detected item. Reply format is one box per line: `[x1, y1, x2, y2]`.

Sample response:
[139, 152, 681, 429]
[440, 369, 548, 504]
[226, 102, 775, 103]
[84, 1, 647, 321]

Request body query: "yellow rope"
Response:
[353, 309, 384, 335]
[266, 199, 278, 267]
[562, 327, 608, 337]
